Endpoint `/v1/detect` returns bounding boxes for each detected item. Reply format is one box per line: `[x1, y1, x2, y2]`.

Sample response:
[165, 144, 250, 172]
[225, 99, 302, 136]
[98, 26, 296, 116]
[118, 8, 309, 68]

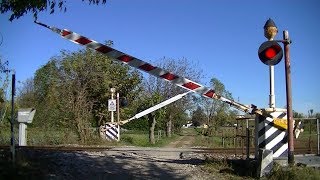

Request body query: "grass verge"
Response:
[120, 130, 179, 147]
[264, 163, 320, 180]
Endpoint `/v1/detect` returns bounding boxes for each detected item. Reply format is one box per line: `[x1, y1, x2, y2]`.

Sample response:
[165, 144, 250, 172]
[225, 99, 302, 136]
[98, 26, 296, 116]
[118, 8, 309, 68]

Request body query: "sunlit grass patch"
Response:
[121, 130, 179, 147]
[264, 163, 320, 180]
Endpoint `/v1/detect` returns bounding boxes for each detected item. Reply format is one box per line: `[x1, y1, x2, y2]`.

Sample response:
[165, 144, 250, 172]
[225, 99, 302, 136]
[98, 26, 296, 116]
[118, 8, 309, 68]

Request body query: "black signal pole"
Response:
[283, 30, 294, 165]
[10, 72, 15, 163]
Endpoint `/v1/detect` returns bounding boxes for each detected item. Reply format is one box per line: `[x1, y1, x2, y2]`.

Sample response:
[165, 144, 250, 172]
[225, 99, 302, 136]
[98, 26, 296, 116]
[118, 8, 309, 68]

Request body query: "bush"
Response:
[27, 128, 79, 145]
[0, 125, 18, 145]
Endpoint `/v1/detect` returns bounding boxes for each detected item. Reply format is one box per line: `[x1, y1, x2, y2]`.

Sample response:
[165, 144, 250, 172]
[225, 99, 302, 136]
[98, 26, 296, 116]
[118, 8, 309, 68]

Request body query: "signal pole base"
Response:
[288, 151, 294, 165]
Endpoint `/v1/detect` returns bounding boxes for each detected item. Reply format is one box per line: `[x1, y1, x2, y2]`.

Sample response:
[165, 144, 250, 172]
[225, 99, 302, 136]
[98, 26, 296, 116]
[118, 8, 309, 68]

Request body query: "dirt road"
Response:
[165, 129, 197, 148]
[1, 129, 230, 180]
[1, 147, 223, 180]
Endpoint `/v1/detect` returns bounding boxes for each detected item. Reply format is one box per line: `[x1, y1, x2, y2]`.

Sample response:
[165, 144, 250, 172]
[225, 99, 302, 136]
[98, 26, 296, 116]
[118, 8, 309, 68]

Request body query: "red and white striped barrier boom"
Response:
[35, 21, 258, 114]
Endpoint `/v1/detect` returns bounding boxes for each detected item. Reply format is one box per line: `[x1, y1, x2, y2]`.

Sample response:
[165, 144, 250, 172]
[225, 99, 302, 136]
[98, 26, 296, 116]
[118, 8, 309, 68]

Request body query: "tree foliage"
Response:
[17, 78, 35, 108]
[191, 106, 206, 126]
[293, 110, 304, 118]
[144, 57, 202, 135]
[196, 77, 237, 129]
[128, 91, 165, 144]
[18, 48, 142, 141]
[0, 58, 10, 124]
[0, 0, 107, 21]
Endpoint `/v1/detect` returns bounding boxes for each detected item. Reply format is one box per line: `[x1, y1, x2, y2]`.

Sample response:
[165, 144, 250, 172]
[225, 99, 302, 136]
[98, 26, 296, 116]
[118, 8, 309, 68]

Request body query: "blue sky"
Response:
[0, 0, 319, 115]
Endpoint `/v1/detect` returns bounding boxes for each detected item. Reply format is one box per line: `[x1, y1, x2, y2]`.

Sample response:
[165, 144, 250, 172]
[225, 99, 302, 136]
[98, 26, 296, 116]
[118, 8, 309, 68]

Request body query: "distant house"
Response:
[182, 121, 193, 128]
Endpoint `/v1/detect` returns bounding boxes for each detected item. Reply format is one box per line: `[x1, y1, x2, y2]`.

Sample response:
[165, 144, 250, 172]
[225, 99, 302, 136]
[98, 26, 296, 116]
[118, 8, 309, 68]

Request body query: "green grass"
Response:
[121, 133, 149, 146]
[0, 126, 113, 146]
[202, 158, 255, 180]
[120, 130, 179, 147]
[203, 157, 320, 180]
[0, 124, 181, 147]
[263, 163, 320, 180]
[179, 128, 198, 135]
[194, 135, 223, 148]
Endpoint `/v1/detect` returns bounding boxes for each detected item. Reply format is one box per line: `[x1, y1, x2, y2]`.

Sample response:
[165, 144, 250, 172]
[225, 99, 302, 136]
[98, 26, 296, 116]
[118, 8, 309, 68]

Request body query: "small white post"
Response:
[110, 88, 115, 123]
[18, 123, 27, 146]
[117, 92, 120, 123]
[269, 65, 275, 109]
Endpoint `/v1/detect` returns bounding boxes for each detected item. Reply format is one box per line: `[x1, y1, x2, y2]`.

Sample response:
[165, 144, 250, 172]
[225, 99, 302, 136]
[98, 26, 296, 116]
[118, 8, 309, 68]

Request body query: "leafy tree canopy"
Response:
[0, 0, 107, 21]
[18, 48, 142, 131]
[191, 106, 206, 126]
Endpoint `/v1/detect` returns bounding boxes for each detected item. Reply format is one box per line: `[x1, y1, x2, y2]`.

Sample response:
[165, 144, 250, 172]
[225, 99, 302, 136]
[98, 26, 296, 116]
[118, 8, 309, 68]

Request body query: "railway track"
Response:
[0, 145, 316, 155]
[1, 144, 319, 179]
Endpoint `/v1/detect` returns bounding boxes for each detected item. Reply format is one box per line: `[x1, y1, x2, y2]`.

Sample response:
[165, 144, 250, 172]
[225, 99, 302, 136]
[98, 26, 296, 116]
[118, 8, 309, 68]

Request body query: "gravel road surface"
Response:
[1, 130, 235, 179]
[12, 147, 222, 180]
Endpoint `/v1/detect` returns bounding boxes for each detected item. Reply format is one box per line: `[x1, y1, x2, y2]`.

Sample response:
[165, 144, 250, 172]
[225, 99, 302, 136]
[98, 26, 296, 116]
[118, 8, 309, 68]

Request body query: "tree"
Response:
[17, 48, 142, 142]
[0, 0, 107, 21]
[32, 59, 63, 128]
[16, 78, 35, 108]
[199, 77, 236, 129]
[191, 106, 206, 127]
[0, 58, 10, 124]
[144, 57, 202, 137]
[131, 92, 165, 144]
[0, 58, 9, 102]
[293, 110, 304, 118]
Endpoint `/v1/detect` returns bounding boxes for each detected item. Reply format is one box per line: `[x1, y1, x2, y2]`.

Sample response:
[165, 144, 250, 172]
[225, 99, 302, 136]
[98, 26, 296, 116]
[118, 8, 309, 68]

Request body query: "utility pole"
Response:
[283, 30, 294, 165]
[10, 72, 16, 163]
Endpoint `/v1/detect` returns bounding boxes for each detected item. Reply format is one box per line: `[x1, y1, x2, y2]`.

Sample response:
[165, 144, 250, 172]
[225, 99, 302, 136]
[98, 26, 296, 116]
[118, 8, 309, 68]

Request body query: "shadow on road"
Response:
[0, 149, 201, 180]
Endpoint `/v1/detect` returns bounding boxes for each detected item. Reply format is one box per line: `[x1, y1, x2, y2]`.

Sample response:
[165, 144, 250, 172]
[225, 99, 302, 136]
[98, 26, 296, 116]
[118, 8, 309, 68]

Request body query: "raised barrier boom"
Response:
[34, 21, 259, 114]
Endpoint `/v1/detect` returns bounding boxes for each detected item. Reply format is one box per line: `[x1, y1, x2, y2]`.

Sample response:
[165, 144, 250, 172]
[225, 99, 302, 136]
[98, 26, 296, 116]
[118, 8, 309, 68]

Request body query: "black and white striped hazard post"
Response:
[105, 123, 120, 141]
[255, 108, 288, 177]
[102, 93, 120, 141]
[99, 123, 120, 141]
[255, 109, 288, 157]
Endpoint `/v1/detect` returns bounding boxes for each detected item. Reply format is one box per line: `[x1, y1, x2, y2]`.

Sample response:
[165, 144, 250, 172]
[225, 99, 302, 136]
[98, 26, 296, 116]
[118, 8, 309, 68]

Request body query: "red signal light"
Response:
[258, 41, 283, 65]
[265, 47, 277, 59]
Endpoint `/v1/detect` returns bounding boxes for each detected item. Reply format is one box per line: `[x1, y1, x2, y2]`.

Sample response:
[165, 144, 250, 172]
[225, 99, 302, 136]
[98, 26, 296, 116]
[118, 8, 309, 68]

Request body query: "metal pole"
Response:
[283, 30, 294, 165]
[111, 92, 114, 123]
[309, 118, 312, 153]
[10, 73, 15, 163]
[246, 119, 250, 160]
[117, 93, 120, 123]
[317, 118, 319, 155]
[269, 66, 275, 109]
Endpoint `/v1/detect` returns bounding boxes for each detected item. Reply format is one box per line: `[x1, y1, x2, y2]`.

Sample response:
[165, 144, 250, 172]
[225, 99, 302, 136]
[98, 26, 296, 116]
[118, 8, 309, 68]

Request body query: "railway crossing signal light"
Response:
[120, 98, 128, 107]
[258, 41, 283, 66]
